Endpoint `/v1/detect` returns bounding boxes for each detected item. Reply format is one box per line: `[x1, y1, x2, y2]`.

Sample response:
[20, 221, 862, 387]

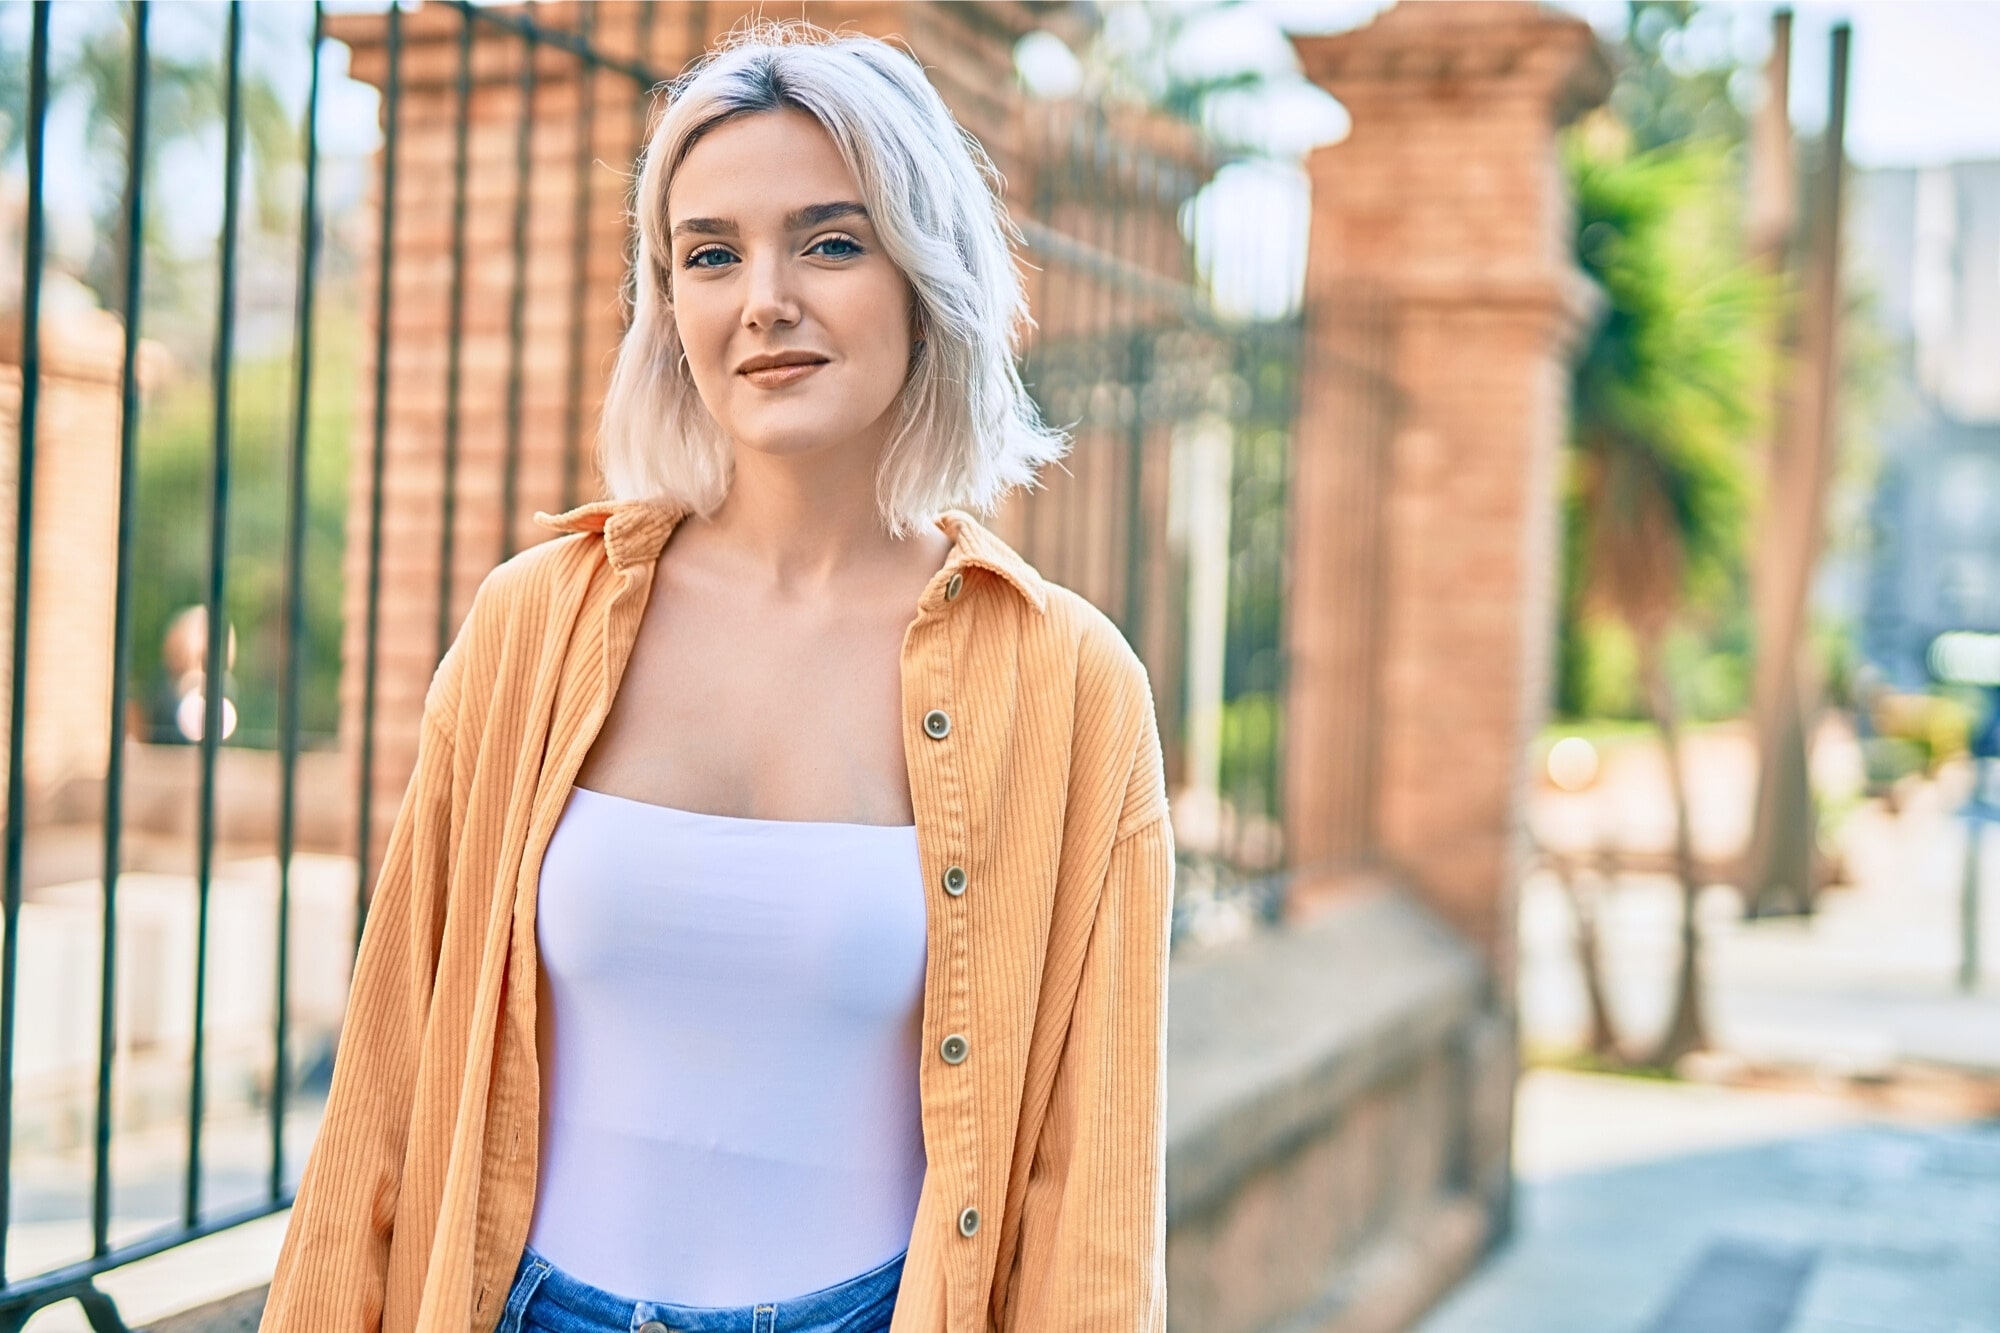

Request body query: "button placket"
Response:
[914, 613, 983, 1248]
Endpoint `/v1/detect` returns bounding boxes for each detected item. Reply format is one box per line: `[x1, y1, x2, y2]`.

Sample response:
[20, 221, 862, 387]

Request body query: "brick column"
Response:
[0, 307, 155, 821]
[1287, 2, 1609, 974]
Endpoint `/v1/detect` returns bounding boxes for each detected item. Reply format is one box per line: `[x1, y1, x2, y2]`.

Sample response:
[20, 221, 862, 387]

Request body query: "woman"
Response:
[262, 22, 1172, 1333]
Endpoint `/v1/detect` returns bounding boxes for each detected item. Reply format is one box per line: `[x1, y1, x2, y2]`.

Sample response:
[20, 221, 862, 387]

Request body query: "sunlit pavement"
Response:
[1418, 1069, 2000, 1333]
[1523, 727, 2000, 1074]
[14, 1110, 315, 1332]
[1425, 728, 2000, 1333]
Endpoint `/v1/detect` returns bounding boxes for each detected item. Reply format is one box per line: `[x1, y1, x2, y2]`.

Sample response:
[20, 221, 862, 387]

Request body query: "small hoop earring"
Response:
[677, 349, 691, 377]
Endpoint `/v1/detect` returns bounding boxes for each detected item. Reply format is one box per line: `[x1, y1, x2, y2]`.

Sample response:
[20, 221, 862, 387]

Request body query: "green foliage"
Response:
[1568, 131, 1767, 603]
[129, 306, 354, 747]
[1218, 691, 1279, 815]
[1570, 615, 1643, 719]
[1556, 0, 1777, 722]
[1610, 1, 1749, 152]
[0, 3, 302, 344]
[0, 15, 25, 163]
[62, 3, 300, 316]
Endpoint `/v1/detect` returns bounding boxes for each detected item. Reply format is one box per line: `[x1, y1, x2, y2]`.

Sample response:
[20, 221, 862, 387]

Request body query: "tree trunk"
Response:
[1642, 638, 1708, 1067]
[1555, 854, 1622, 1059]
[1744, 21, 1849, 919]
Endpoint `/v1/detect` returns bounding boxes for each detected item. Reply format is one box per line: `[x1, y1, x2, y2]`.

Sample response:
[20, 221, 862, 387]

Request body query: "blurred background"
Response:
[0, 1, 1995, 1330]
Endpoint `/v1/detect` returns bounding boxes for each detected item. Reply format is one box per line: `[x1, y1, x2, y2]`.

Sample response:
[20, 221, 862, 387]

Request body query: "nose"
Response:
[740, 248, 801, 333]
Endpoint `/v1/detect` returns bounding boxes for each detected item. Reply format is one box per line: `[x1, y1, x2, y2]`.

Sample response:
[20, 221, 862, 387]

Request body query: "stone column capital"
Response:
[1292, 1, 1611, 130]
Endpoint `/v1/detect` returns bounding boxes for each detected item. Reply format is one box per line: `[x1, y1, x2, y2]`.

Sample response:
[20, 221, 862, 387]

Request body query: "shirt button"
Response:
[923, 709, 951, 739]
[940, 1033, 969, 1064]
[945, 571, 964, 601]
[958, 1205, 981, 1237]
[942, 865, 967, 897]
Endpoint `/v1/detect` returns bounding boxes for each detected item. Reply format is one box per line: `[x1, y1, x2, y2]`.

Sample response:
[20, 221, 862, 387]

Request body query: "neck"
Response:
[688, 433, 938, 595]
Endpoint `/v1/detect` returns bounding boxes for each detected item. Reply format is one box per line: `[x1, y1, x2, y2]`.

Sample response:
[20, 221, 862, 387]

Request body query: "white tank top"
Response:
[526, 786, 929, 1305]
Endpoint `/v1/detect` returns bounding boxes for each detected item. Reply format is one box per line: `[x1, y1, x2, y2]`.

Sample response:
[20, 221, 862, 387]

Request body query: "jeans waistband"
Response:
[504, 1245, 907, 1333]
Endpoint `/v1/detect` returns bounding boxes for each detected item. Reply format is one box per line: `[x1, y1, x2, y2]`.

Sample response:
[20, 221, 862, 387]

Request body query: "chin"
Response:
[729, 421, 865, 460]
[725, 401, 902, 462]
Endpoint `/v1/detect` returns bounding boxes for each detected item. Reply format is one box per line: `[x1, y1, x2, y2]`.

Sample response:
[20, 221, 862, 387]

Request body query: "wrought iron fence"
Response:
[0, 2, 1389, 1326]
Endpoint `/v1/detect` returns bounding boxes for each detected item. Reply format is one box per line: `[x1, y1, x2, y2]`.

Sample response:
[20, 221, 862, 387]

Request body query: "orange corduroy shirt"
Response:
[260, 497, 1172, 1333]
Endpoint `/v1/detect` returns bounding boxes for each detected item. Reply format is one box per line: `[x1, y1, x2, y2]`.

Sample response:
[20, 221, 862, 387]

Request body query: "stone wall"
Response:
[1167, 888, 1513, 1333]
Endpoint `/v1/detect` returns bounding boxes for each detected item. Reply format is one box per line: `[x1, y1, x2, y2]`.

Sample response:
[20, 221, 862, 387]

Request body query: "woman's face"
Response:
[665, 109, 918, 467]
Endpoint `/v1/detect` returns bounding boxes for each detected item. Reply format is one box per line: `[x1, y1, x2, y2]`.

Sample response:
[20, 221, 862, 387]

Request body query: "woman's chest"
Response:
[577, 581, 921, 825]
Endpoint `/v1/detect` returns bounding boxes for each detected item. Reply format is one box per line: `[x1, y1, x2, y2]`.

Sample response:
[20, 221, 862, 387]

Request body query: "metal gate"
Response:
[0, 2, 1366, 1325]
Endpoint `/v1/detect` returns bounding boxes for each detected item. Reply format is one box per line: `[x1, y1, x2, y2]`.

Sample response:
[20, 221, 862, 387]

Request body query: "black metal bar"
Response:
[560, 2, 599, 511]
[500, 14, 537, 564]
[0, 0, 52, 1284]
[632, 0, 660, 176]
[355, 0, 403, 947]
[449, 0, 665, 86]
[186, 0, 246, 1230]
[635, 0, 658, 86]
[0, 1197, 286, 1328]
[93, 0, 152, 1260]
[272, 0, 324, 1204]
[436, 6, 473, 662]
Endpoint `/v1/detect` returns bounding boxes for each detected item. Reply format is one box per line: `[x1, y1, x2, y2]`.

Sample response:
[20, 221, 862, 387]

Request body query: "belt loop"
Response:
[496, 1251, 553, 1333]
[754, 1302, 777, 1333]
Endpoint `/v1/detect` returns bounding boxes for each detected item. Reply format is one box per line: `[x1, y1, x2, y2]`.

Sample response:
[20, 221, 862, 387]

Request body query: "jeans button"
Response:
[638, 1323, 670, 1333]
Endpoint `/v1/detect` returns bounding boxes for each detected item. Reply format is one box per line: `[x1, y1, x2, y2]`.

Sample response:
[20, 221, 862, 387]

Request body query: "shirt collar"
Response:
[532, 499, 1047, 614]
[932, 508, 1047, 613]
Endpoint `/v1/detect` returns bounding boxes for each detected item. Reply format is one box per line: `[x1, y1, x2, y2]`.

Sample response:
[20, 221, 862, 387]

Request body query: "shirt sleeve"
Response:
[259, 639, 468, 1333]
[1003, 753, 1175, 1329]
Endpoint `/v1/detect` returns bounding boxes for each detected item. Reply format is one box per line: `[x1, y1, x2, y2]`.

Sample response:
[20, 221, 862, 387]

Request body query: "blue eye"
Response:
[812, 235, 864, 258]
[683, 246, 734, 269]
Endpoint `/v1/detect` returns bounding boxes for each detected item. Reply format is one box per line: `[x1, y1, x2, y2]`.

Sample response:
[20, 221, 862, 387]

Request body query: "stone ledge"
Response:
[141, 1284, 267, 1333]
[133, 888, 1499, 1333]
[1265, 1194, 1491, 1333]
[1166, 885, 1486, 1225]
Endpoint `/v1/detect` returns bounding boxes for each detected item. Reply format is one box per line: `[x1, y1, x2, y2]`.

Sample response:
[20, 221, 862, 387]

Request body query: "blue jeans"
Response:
[498, 1245, 905, 1333]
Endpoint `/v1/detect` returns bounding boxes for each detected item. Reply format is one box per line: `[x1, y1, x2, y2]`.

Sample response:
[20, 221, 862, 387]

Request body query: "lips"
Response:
[737, 351, 829, 388]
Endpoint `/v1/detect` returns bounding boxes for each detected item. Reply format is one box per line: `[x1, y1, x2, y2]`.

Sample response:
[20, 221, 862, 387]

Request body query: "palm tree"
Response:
[1565, 118, 1772, 1067]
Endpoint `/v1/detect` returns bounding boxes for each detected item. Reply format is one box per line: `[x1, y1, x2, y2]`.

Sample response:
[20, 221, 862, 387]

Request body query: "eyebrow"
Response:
[670, 200, 869, 241]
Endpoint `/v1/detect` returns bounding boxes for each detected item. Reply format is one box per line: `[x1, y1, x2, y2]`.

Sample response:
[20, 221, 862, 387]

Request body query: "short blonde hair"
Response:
[597, 22, 1067, 536]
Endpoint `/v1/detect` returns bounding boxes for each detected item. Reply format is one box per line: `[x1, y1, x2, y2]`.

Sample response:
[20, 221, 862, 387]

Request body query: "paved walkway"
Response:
[1419, 1070, 2000, 1333]
[1437, 735, 2000, 1333]
[1523, 731, 2000, 1074]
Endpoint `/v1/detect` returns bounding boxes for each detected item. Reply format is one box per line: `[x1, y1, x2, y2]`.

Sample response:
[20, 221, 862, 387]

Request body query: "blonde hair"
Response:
[597, 22, 1067, 536]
